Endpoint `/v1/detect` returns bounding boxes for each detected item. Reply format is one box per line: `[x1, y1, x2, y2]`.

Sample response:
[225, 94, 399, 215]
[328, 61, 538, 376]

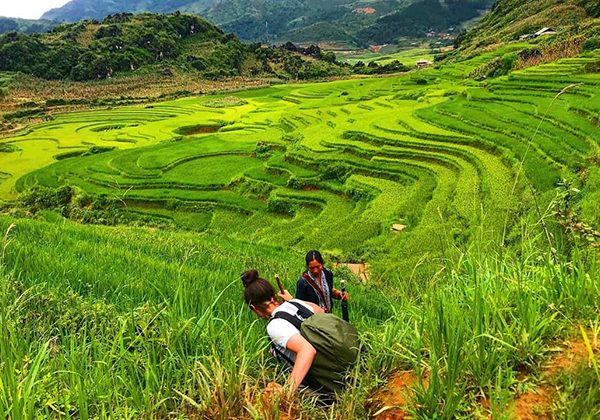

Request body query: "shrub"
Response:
[583, 37, 600, 52]
[322, 163, 350, 182]
[0, 143, 19, 153]
[267, 197, 298, 216]
[19, 186, 74, 213]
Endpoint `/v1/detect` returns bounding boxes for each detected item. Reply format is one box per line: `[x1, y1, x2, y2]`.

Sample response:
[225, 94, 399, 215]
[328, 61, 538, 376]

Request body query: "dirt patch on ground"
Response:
[544, 330, 599, 377]
[391, 224, 407, 232]
[333, 262, 370, 282]
[354, 7, 376, 14]
[369, 371, 428, 419]
[511, 384, 554, 420]
[502, 329, 599, 419]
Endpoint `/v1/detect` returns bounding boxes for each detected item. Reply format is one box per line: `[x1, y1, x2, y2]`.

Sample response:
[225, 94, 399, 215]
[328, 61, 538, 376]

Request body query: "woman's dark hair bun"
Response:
[241, 269, 259, 287]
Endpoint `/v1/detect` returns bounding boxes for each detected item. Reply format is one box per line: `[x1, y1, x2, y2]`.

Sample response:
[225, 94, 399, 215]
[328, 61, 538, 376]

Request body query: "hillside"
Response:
[0, 12, 344, 81]
[0, 17, 57, 35]
[41, 0, 494, 47]
[456, 0, 600, 53]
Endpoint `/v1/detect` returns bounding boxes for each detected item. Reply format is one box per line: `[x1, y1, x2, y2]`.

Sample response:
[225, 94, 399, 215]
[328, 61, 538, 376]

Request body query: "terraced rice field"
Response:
[2, 49, 599, 274]
[338, 47, 436, 67]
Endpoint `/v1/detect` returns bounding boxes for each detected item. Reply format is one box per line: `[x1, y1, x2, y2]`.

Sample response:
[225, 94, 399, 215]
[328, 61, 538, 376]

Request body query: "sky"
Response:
[0, 0, 71, 20]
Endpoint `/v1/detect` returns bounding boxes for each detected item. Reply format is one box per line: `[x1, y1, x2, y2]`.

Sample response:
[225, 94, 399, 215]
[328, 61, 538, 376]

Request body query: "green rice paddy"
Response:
[338, 48, 437, 67]
[3, 48, 599, 275]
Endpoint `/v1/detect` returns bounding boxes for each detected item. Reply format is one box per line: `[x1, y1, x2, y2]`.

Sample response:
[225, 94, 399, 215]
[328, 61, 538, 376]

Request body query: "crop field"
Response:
[3, 49, 600, 275]
[338, 48, 437, 67]
[0, 46, 599, 418]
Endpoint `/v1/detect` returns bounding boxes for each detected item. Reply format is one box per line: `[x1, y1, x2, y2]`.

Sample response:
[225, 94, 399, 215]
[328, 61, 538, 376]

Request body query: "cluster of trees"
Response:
[352, 60, 410, 75]
[0, 13, 223, 80]
[0, 12, 346, 81]
[280, 42, 337, 63]
[0, 17, 57, 35]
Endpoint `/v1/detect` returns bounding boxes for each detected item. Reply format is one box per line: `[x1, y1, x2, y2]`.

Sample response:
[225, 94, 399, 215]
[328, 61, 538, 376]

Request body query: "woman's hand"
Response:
[333, 288, 349, 302]
[278, 289, 293, 302]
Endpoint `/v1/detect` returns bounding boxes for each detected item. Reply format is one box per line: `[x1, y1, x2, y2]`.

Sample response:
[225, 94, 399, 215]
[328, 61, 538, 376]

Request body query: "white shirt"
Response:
[267, 299, 314, 363]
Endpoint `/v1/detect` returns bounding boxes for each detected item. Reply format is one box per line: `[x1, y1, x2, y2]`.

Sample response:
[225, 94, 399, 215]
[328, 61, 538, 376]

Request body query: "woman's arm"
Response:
[286, 334, 317, 391]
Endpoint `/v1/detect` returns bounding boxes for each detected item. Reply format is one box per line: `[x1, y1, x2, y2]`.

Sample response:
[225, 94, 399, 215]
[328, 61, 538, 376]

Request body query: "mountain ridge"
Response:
[40, 0, 494, 47]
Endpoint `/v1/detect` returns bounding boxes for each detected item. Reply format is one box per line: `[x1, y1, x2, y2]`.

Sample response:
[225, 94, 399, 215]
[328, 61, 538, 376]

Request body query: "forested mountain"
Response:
[41, 0, 494, 46]
[0, 13, 344, 81]
[0, 17, 57, 35]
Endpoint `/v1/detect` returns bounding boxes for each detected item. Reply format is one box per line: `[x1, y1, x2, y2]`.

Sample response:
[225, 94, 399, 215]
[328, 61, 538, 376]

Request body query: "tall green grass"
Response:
[0, 215, 597, 418]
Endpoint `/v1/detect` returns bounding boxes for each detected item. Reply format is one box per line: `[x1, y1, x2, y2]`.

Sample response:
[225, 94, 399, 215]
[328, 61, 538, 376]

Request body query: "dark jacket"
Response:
[296, 268, 334, 312]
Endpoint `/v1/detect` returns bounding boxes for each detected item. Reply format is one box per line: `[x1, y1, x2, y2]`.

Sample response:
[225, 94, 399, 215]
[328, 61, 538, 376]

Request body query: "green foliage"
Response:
[322, 163, 351, 182]
[0, 13, 344, 81]
[583, 37, 600, 52]
[455, 0, 600, 56]
[353, 59, 410, 75]
[358, 0, 493, 45]
[0, 17, 57, 35]
[0, 215, 597, 417]
[267, 197, 298, 216]
[16, 185, 128, 225]
[0, 143, 19, 153]
[552, 360, 600, 419]
[469, 52, 518, 79]
[18, 185, 74, 214]
[0, 3, 599, 416]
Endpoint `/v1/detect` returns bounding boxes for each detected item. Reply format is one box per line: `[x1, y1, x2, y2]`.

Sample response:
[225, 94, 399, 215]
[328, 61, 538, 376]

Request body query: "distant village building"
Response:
[535, 27, 557, 37]
[519, 27, 557, 41]
[368, 44, 387, 53]
[353, 7, 376, 15]
[416, 59, 432, 69]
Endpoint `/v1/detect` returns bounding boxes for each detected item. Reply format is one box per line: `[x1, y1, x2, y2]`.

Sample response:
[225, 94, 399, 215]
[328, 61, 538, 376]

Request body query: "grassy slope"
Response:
[0, 209, 598, 417]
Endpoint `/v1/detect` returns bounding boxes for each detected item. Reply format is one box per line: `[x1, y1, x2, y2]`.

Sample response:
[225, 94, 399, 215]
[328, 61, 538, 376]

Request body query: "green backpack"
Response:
[270, 301, 360, 393]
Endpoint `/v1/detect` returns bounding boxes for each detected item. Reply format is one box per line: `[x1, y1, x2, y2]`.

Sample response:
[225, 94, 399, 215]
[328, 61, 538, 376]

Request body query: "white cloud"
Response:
[0, 1, 71, 20]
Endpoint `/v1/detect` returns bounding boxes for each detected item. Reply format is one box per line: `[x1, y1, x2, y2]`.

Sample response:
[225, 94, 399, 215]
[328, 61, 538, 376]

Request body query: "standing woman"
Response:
[296, 250, 348, 313]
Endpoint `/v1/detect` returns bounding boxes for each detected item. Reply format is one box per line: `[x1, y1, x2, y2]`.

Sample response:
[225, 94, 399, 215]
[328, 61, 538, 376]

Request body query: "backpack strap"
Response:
[302, 272, 331, 313]
[270, 301, 313, 330]
[287, 301, 314, 320]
